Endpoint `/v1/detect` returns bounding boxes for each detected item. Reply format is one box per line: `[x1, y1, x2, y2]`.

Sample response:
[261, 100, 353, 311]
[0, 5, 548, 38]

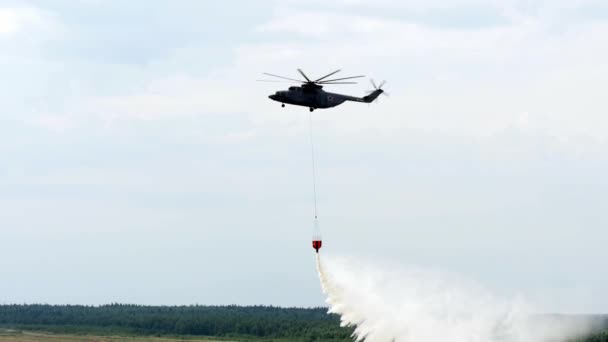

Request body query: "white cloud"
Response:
[281, 0, 502, 11]
[7, 1, 605, 148]
[0, 6, 55, 36]
[28, 114, 75, 132]
[247, 7, 608, 142]
[63, 6, 607, 154]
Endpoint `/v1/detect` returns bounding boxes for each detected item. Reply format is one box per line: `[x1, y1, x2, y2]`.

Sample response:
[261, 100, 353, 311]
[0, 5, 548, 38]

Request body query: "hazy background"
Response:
[1, 0, 607, 312]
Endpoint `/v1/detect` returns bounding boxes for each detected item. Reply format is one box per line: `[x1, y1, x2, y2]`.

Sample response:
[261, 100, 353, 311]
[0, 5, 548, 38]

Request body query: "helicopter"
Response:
[258, 69, 387, 112]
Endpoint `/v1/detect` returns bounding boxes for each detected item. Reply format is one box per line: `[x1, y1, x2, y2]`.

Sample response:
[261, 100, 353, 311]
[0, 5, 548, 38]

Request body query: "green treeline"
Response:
[0, 304, 607, 342]
[0, 304, 352, 341]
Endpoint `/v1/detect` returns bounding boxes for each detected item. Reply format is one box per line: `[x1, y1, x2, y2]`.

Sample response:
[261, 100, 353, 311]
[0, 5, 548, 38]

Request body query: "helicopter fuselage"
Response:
[269, 84, 379, 111]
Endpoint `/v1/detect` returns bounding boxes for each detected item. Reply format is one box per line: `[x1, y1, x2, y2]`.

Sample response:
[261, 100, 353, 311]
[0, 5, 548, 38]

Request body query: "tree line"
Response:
[0, 304, 352, 341]
[0, 304, 606, 341]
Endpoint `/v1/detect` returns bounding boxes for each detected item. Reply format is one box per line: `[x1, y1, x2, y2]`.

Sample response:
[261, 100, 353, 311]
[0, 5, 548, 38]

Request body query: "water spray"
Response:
[315, 255, 593, 342]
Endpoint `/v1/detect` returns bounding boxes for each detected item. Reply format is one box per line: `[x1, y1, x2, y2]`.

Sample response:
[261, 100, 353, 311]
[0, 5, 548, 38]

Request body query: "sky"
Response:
[1, 0, 607, 312]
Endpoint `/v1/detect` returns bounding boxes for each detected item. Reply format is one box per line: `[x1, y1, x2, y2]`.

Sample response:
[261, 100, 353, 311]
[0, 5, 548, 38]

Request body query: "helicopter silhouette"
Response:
[258, 69, 387, 112]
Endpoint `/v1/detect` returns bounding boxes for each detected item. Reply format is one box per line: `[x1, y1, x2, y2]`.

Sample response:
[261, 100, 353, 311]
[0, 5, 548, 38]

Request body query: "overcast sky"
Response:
[1, 0, 607, 313]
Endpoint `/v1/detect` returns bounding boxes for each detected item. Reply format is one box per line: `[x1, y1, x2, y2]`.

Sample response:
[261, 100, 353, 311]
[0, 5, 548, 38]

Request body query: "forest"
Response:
[0, 304, 606, 342]
[0, 304, 351, 341]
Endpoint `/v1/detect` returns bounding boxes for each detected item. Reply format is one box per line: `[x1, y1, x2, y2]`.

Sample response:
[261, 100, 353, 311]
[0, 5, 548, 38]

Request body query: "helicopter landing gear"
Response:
[281, 103, 285, 108]
[309, 107, 314, 112]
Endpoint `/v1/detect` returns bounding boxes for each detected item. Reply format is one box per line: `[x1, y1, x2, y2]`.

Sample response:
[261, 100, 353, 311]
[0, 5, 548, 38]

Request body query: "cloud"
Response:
[248, 6, 608, 142]
[41, 3, 602, 154]
[0, 6, 56, 36]
[28, 114, 75, 132]
[4, 1, 606, 149]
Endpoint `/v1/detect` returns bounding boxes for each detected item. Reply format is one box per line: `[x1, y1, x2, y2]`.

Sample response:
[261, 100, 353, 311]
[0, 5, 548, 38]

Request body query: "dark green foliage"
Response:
[571, 331, 608, 342]
[0, 305, 352, 341]
[0, 305, 606, 342]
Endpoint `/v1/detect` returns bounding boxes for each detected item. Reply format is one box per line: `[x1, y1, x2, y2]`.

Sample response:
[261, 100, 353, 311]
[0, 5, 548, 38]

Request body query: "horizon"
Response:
[2, 303, 607, 316]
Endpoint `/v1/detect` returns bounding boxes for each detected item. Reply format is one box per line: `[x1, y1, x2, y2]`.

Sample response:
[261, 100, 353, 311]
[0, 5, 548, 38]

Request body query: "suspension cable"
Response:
[308, 112, 318, 220]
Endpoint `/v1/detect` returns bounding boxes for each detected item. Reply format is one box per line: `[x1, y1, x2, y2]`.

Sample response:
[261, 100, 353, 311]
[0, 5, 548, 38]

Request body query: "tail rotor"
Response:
[365, 79, 389, 104]
[367, 79, 389, 96]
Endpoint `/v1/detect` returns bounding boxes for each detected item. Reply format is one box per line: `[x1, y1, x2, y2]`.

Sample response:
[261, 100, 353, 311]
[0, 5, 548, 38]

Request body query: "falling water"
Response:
[316, 254, 592, 342]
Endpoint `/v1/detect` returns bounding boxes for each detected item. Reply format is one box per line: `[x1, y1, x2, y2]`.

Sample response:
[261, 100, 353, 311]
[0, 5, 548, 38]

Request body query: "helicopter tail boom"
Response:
[362, 89, 384, 103]
[340, 89, 384, 104]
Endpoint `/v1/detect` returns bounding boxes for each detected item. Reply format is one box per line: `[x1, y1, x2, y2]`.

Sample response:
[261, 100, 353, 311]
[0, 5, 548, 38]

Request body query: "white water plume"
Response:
[316, 254, 592, 342]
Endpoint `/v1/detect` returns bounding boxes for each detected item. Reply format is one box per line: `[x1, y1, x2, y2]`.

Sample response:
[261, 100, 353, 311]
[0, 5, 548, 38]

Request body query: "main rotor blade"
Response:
[378, 80, 387, 88]
[314, 69, 341, 82]
[318, 75, 365, 83]
[370, 79, 377, 89]
[262, 73, 304, 83]
[297, 68, 313, 83]
[256, 79, 298, 83]
[318, 81, 358, 84]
